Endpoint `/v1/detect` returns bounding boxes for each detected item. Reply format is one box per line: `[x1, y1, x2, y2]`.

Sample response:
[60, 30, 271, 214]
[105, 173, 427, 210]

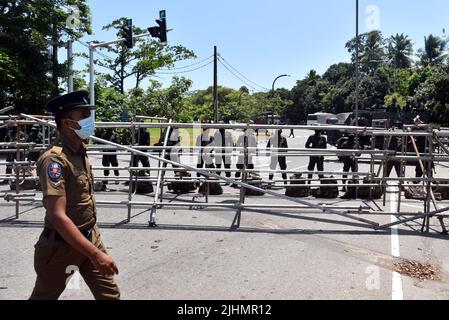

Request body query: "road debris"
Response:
[393, 260, 441, 281]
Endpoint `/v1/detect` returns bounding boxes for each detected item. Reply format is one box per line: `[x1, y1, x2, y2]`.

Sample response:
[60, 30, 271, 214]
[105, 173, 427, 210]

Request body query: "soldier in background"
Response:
[27, 126, 42, 161]
[235, 128, 257, 179]
[385, 136, 403, 178]
[131, 127, 151, 175]
[196, 126, 215, 178]
[159, 127, 182, 175]
[267, 129, 288, 185]
[339, 134, 358, 192]
[214, 127, 234, 178]
[305, 130, 327, 184]
[387, 97, 401, 128]
[102, 128, 120, 184]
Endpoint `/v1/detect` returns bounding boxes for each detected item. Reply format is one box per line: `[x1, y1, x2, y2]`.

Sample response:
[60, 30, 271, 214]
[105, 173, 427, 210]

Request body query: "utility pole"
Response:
[355, 0, 360, 147]
[67, 40, 74, 93]
[213, 46, 219, 123]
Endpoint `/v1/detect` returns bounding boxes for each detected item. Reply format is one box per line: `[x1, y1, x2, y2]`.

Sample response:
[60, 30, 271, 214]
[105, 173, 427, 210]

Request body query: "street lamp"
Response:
[270, 74, 291, 124]
[272, 74, 291, 92]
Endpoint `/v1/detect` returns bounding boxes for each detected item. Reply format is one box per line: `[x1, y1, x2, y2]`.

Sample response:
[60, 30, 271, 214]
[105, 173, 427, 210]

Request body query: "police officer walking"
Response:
[305, 130, 327, 184]
[267, 129, 288, 185]
[30, 91, 120, 300]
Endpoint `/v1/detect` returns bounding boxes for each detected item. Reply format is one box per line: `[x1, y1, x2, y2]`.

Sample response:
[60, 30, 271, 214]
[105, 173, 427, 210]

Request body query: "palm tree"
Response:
[346, 30, 386, 75]
[387, 33, 414, 68]
[362, 31, 386, 75]
[418, 34, 448, 66]
[305, 70, 320, 85]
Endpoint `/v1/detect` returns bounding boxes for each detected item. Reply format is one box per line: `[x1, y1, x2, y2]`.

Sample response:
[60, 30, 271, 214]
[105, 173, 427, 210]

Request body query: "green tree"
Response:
[346, 30, 386, 75]
[387, 33, 414, 69]
[413, 65, 449, 125]
[96, 18, 195, 93]
[0, 0, 91, 113]
[418, 34, 448, 67]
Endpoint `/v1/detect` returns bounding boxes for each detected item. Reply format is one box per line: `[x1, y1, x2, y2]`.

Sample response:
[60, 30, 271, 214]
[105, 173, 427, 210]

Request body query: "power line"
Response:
[217, 58, 259, 92]
[158, 55, 214, 71]
[76, 39, 138, 71]
[218, 54, 270, 91]
[78, 40, 214, 78]
[155, 60, 213, 75]
[77, 39, 213, 74]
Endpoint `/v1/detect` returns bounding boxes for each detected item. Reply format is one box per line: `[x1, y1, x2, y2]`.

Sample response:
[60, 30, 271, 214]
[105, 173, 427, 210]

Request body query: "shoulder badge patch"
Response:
[48, 162, 62, 180]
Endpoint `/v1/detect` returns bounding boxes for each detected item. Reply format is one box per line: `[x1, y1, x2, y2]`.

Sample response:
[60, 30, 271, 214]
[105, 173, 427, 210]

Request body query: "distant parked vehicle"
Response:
[336, 113, 352, 125]
[306, 112, 336, 126]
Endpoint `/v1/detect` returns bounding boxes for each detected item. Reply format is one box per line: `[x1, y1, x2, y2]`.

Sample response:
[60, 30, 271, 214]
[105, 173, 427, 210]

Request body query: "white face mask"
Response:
[70, 115, 95, 140]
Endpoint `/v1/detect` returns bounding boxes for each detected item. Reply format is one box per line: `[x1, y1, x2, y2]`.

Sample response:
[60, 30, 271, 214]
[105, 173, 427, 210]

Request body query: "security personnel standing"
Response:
[305, 130, 327, 184]
[196, 126, 215, 178]
[102, 128, 120, 184]
[30, 91, 120, 300]
[267, 129, 289, 185]
[340, 134, 358, 192]
[131, 127, 151, 175]
[235, 128, 256, 179]
[386, 136, 402, 178]
[214, 127, 234, 178]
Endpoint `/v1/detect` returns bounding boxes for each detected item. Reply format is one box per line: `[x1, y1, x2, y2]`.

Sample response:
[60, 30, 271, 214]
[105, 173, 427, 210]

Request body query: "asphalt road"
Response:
[0, 129, 448, 300]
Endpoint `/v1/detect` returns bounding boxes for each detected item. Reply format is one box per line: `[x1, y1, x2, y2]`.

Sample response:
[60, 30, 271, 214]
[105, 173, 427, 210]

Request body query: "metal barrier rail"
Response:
[0, 113, 447, 234]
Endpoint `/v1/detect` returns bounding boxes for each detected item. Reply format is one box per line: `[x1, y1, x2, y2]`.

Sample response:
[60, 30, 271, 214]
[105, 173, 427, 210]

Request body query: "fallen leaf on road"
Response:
[393, 260, 441, 281]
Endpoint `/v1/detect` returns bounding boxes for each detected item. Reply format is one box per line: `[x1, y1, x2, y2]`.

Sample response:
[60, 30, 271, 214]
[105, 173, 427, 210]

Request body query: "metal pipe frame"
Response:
[1, 114, 447, 234]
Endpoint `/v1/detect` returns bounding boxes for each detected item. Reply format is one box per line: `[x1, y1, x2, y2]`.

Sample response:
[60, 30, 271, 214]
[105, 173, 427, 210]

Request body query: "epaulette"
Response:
[50, 146, 63, 155]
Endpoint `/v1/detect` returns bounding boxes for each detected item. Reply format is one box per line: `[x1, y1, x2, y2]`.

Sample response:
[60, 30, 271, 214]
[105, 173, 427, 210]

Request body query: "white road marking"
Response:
[390, 184, 404, 300]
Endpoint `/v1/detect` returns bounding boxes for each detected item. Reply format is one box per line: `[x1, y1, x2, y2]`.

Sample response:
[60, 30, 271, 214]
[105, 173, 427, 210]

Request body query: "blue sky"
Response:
[70, 0, 449, 92]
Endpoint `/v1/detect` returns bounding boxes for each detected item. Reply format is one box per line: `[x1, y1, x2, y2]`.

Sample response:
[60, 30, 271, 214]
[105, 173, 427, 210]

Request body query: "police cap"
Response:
[46, 90, 96, 117]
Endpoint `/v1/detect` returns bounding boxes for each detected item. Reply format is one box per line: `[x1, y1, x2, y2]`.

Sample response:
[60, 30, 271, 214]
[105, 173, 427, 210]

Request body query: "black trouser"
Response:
[215, 153, 232, 177]
[102, 154, 119, 177]
[235, 162, 254, 178]
[415, 161, 434, 179]
[308, 156, 324, 183]
[6, 153, 14, 174]
[162, 152, 182, 175]
[131, 150, 150, 174]
[197, 156, 215, 177]
[269, 156, 287, 184]
[386, 160, 401, 178]
[342, 158, 358, 187]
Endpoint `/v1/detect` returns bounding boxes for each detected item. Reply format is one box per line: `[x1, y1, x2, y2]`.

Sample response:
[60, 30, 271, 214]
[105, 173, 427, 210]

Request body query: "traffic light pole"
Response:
[88, 32, 153, 108]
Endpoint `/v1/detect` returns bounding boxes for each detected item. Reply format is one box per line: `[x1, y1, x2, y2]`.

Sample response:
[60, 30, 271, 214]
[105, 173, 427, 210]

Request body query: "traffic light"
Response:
[123, 19, 133, 49]
[148, 10, 167, 44]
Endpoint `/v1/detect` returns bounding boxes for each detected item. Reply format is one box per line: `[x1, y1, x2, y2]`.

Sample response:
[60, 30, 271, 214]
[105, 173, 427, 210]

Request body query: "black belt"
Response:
[43, 227, 93, 242]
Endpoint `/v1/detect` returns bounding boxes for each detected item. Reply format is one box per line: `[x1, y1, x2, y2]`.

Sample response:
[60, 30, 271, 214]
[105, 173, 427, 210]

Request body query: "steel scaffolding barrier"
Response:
[0, 114, 447, 234]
